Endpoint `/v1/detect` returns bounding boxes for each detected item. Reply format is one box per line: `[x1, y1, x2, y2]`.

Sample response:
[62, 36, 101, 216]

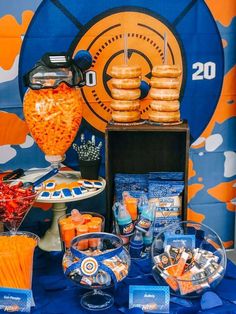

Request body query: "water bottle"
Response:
[143, 224, 154, 256]
[117, 204, 134, 236]
[129, 230, 144, 259]
[136, 203, 154, 233]
[138, 193, 149, 216]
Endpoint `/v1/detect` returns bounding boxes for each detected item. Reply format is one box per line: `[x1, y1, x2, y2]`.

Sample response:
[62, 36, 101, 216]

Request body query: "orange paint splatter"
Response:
[188, 183, 204, 202]
[222, 39, 228, 48]
[0, 112, 28, 145]
[204, 0, 235, 27]
[223, 240, 234, 249]
[226, 203, 235, 212]
[201, 66, 236, 138]
[188, 159, 196, 180]
[187, 208, 205, 223]
[208, 180, 236, 211]
[198, 177, 203, 182]
[0, 11, 34, 70]
[34, 202, 52, 211]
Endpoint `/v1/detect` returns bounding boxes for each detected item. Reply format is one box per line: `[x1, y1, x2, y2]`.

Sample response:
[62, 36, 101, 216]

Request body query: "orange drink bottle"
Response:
[76, 225, 89, 250]
[87, 222, 100, 248]
[124, 197, 138, 221]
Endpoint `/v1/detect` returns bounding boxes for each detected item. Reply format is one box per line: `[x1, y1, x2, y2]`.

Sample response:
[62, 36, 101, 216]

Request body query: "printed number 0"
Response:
[85, 71, 97, 86]
[192, 62, 216, 80]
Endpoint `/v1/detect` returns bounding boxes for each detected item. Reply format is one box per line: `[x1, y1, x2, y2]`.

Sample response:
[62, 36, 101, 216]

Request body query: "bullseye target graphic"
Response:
[81, 257, 98, 276]
[20, 1, 224, 140]
[72, 11, 183, 132]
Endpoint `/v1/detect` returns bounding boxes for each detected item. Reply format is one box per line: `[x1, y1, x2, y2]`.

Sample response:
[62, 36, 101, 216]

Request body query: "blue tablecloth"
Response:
[31, 249, 236, 314]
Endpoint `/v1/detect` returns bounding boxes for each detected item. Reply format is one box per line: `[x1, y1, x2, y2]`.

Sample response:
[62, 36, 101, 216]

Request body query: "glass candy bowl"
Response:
[152, 221, 227, 298]
[0, 180, 38, 233]
[62, 232, 131, 310]
[23, 83, 82, 167]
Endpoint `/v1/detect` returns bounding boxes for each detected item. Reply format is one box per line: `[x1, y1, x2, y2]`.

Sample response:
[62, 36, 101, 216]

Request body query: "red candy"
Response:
[0, 181, 37, 231]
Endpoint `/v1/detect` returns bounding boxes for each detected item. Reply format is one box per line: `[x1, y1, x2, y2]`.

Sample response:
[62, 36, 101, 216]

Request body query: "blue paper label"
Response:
[0, 288, 32, 313]
[164, 234, 196, 249]
[129, 285, 169, 313]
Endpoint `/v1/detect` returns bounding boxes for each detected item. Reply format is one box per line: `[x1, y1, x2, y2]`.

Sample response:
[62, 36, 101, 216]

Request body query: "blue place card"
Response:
[0, 288, 32, 313]
[129, 285, 169, 313]
[164, 234, 196, 249]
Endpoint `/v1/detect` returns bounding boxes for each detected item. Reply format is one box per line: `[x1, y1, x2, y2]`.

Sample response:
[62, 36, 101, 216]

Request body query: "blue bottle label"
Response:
[136, 218, 152, 233]
[119, 222, 134, 236]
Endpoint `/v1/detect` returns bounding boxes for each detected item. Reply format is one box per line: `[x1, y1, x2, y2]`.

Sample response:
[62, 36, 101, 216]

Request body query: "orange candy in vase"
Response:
[23, 53, 85, 166]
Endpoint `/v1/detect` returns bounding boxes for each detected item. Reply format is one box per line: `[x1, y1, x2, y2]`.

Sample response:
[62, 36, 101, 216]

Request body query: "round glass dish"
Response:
[151, 221, 226, 298]
[62, 232, 131, 310]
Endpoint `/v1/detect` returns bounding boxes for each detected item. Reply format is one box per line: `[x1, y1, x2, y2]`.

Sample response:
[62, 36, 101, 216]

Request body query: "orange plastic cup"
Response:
[91, 217, 102, 231]
[87, 222, 100, 248]
[82, 214, 92, 224]
[63, 223, 76, 248]
[76, 225, 89, 250]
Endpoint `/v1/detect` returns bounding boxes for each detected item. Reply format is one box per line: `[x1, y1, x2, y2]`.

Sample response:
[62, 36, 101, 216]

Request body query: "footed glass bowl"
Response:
[62, 232, 130, 310]
[151, 221, 226, 298]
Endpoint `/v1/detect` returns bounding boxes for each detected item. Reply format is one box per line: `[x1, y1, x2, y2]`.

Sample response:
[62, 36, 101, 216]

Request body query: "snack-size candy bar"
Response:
[80, 276, 93, 286]
[155, 252, 172, 269]
[204, 264, 221, 284]
[160, 270, 179, 292]
[192, 271, 209, 289]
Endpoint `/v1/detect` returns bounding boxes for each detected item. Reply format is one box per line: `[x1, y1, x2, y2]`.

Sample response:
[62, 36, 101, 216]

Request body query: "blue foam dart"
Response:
[71, 187, 82, 197]
[200, 291, 223, 310]
[61, 188, 73, 198]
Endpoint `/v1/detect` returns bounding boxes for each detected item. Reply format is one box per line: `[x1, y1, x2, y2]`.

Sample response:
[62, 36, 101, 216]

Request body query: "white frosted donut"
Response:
[112, 110, 140, 122]
[111, 88, 141, 100]
[152, 65, 182, 78]
[110, 65, 142, 78]
[149, 88, 179, 100]
[110, 100, 140, 111]
[149, 110, 180, 122]
[111, 77, 141, 89]
[150, 77, 180, 89]
[150, 100, 180, 112]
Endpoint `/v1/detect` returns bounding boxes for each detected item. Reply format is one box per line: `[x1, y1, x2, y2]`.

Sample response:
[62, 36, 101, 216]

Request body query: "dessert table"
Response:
[31, 248, 236, 314]
[21, 170, 106, 251]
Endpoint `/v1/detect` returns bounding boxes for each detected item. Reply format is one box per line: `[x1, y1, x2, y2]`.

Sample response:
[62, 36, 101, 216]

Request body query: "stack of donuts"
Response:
[110, 65, 141, 123]
[148, 65, 182, 123]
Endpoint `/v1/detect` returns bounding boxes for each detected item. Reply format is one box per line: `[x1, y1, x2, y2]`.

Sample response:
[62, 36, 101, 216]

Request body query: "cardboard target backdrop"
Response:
[0, 0, 235, 247]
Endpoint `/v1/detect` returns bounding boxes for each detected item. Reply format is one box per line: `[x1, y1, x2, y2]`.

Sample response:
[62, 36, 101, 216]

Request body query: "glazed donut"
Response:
[111, 88, 141, 100]
[110, 65, 142, 78]
[150, 77, 180, 89]
[111, 77, 141, 89]
[152, 65, 182, 78]
[149, 110, 180, 123]
[150, 100, 180, 112]
[112, 110, 140, 122]
[110, 100, 140, 111]
[149, 88, 179, 100]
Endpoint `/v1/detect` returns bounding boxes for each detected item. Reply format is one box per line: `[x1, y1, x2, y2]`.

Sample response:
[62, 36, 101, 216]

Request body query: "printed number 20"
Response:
[192, 62, 216, 80]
